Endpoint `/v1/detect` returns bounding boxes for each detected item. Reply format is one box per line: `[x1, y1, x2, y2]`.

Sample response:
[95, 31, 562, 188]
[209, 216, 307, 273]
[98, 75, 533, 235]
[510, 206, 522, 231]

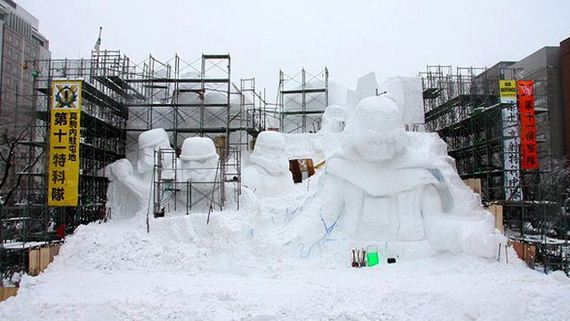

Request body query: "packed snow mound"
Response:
[46, 214, 257, 274]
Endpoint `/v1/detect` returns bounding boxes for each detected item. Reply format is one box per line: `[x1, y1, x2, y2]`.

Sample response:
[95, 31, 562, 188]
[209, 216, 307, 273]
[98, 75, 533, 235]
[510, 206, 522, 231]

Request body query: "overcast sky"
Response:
[17, 0, 570, 95]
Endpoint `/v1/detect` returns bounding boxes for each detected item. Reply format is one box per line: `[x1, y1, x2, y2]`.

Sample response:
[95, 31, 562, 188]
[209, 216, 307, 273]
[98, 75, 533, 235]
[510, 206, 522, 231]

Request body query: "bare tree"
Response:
[0, 118, 44, 206]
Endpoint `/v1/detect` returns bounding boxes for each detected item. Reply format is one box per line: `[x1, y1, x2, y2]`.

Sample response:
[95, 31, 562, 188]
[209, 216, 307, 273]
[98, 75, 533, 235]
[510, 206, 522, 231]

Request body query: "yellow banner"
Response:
[48, 80, 82, 206]
[499, 80, 517, 103]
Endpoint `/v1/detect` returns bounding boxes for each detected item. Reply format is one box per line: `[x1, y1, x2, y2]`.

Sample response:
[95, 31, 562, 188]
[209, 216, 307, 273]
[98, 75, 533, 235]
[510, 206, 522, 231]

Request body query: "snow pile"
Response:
[1, 214, 569, 321]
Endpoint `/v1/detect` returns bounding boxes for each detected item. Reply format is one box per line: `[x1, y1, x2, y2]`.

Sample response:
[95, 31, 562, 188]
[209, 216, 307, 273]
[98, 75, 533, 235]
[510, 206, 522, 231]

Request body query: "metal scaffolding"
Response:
[123, 53, 247, 211]
[421, 65, 569, 274]
[278, 68, 328, 133]
[1, 51, 130, 283]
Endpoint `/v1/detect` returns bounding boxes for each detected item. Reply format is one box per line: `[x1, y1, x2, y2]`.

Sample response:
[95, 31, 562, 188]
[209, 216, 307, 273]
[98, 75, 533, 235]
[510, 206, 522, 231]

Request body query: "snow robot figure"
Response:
[307, 96, 503, 258]
[137, 128, 175, 180]
[176, 137, 220, 211]
[243, 131, 293, 198]
[178, 137, 219, 183]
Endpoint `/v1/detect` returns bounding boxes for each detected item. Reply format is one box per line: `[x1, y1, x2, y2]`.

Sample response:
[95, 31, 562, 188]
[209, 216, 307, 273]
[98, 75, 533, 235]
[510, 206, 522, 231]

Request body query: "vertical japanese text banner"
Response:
[48, 80, 82, 206]
[500, 80, 522, 201]
[517, 80, 538, 170]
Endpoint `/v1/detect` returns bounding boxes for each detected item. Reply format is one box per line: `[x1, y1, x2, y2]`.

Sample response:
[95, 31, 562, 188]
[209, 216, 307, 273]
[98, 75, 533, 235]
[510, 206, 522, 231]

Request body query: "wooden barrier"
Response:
[0, 287, 18, 302]
[487, 204, 504, 233]
[463, 178, 482, 195]
[509, 240, 536, 265]
[28, 244, 61, 276]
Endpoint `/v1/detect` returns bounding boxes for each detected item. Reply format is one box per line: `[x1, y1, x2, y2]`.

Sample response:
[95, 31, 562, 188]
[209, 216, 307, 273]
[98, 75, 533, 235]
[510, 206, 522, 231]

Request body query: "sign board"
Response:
[499, 80, 517, 103]
[48, 80, 82, 206]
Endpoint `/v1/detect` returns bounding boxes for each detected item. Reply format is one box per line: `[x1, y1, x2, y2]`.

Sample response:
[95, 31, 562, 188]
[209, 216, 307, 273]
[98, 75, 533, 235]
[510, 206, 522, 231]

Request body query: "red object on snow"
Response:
[56, 224, 66, 239]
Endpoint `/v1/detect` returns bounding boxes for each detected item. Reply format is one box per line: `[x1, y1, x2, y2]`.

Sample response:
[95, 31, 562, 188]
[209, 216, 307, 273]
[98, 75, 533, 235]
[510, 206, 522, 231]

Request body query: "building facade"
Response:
[0, 0, 50, 127]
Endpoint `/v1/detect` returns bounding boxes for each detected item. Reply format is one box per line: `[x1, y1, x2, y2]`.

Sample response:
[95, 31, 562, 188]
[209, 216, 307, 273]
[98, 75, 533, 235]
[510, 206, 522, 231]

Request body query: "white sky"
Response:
[17, 0, 570, 95]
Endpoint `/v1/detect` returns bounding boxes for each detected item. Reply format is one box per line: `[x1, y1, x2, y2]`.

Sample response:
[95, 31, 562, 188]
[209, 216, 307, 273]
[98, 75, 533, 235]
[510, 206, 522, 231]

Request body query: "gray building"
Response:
[510, 47, 565, 165]
[0, 0, 50, 127]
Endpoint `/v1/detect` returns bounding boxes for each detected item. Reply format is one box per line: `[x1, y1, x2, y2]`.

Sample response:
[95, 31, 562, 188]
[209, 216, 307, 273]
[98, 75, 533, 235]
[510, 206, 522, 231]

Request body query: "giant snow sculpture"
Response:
[306, 95, 503, 258]
[243, 131, 293, 197]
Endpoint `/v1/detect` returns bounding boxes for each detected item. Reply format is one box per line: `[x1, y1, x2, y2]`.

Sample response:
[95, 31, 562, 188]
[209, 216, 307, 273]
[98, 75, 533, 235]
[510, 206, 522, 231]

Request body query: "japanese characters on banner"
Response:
[48, 80, 82, 206]
[517, 80, 539, 170]
[500, 80, 522, 201]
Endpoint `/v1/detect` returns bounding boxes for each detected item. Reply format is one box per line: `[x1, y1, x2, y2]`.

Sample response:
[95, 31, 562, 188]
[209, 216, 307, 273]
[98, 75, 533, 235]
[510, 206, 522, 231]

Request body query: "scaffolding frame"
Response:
[122, 53, 248, 210]
[1, 51, 131, 283]
[278, 68, 328, 133]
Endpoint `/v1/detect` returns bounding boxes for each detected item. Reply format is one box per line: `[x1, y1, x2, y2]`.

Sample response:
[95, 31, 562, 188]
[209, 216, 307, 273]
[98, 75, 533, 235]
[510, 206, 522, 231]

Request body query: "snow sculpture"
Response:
[243, 131, 293, 197]
[320, 104, 347, 133]
[176, 137, 220, 211]
[354, 72, 378, 104]
[137, 128, 175, 180]
[105, 159, 147, 219]
[105, 128, 176, 219]
[310, 96, 503, 258]
[178, 137, 219, 184]
[379, 76, 425, 127]
[328, 80, 348, 106]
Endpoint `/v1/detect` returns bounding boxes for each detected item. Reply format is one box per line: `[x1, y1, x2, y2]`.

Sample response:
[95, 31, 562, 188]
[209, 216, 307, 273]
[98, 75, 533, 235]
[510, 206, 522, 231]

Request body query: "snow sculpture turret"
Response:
[243, 131, 293, 197]
[309, 95, 503, 258]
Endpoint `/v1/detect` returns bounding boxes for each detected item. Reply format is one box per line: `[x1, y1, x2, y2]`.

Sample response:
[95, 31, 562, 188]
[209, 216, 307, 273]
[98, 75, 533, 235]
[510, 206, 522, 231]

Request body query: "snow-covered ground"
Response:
[1, 201, 569, 321]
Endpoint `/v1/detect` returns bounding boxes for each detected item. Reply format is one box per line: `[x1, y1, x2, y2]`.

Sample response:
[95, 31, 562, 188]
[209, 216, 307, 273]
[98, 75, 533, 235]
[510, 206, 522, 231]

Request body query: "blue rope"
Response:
[300, 214, 340, 258]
